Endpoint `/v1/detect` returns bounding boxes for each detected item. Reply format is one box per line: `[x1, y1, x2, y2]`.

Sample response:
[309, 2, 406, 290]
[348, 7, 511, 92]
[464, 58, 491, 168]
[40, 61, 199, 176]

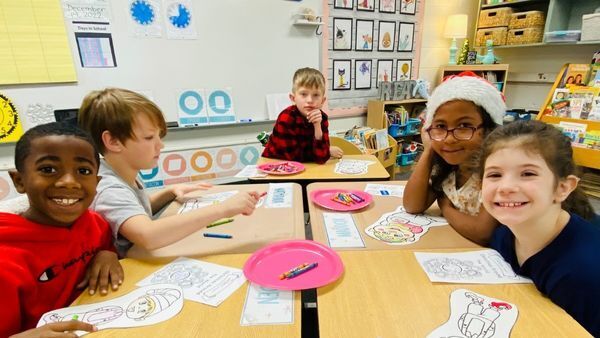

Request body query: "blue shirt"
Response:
[490, 213, 600, 337]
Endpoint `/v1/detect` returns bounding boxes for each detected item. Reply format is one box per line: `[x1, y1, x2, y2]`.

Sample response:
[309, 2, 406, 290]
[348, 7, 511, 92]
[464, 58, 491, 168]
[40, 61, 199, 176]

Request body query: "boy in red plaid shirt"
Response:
[262, 67, 343, 164]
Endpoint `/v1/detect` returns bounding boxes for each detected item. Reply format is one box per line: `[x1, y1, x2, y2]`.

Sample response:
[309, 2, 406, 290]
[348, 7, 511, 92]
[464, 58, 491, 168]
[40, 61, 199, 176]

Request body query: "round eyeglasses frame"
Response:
[426, 125, 483, 141]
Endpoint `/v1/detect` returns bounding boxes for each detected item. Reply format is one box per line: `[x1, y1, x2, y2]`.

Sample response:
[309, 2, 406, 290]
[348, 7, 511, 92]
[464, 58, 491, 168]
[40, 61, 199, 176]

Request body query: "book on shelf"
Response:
[561, 64, 591, 87]
[588, 64, 600, 87]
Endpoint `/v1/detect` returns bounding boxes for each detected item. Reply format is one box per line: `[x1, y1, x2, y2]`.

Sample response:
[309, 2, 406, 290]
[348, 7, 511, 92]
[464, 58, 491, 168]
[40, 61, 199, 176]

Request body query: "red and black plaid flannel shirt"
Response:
[262, 105, 330, 164]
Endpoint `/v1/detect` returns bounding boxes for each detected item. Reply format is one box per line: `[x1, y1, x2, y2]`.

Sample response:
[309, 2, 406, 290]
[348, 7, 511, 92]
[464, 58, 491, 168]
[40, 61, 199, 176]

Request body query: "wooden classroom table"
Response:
[127, 183, 305, 259]
[307, 181, 480, 250]
[250, 154, 390, 181]
[74, 254, 301, 337]
[317, 249, 591, 338]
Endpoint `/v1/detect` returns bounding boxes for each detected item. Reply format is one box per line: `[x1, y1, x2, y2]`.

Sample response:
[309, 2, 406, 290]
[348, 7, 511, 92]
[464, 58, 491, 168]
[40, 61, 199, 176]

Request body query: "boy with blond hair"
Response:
[262, 67, 342, 164]
[79, 88, 260, 256]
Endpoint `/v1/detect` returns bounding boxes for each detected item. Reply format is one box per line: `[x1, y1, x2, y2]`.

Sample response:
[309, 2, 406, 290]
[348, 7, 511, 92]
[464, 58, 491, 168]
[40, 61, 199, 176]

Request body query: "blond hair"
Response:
[292, 67, 326, 94]
[78, 88, 166, 154]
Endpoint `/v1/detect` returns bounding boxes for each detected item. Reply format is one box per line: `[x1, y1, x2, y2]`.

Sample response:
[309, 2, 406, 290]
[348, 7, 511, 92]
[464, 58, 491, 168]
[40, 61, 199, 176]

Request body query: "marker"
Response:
[71, 314, 79, 321]
[207, 218, 234, 228]
[286, 262, 318, 279]
[203, 233, 233, 239]
[259, 192, 268, 198]
[240, 118, 253, 122]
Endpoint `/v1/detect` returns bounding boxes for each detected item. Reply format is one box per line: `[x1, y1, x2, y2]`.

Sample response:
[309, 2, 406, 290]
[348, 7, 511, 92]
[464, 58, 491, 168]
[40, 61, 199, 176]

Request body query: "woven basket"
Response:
[507, 27, 543, 45]
[509, 11, 545, 29]
[478, 7, 513, 28]
[475, 27, 508, 46]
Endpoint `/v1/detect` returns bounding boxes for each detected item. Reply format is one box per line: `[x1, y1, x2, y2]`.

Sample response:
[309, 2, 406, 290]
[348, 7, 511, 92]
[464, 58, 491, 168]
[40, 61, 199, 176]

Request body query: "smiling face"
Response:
[481, 145, 568, 228]
[429, 100, 485, 166]
[10, 135, 100, 227]
[289, 86, 326, 117]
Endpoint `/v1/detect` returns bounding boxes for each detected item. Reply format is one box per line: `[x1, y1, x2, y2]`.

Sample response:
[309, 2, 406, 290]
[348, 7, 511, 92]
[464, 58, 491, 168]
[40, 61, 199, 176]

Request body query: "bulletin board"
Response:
[0, 0, 322, 125]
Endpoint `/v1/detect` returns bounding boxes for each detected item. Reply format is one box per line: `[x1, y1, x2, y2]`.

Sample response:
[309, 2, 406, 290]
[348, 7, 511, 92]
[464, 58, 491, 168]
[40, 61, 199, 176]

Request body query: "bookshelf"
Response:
[440, 64, 509, 94]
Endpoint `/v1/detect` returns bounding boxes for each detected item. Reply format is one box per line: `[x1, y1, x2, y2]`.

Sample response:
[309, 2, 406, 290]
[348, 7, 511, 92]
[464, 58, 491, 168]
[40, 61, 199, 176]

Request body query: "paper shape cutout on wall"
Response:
[164, 0, 197, 39]
[0, 93, 25, 143]
[177, 89, 208, 126]
[127, 0, 162, 37]
[207, 89, 236, 124]
[37, 284, 183, 334]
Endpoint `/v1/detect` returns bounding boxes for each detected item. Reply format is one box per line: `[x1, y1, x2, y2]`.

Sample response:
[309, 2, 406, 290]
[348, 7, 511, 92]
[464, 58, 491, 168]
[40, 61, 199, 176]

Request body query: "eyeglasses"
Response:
[426, 125, 483, 141]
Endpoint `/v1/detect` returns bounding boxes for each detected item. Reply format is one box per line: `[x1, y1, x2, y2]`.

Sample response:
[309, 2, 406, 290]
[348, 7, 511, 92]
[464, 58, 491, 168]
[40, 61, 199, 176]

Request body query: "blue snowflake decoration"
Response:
[168, 3, 191, 29]
[130, 0, 155, 26]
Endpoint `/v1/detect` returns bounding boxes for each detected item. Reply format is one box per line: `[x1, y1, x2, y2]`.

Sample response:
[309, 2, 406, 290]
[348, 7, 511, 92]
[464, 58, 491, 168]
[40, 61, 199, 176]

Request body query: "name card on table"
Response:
[240, 283, 294, 325]
[322, 212, 365, 248]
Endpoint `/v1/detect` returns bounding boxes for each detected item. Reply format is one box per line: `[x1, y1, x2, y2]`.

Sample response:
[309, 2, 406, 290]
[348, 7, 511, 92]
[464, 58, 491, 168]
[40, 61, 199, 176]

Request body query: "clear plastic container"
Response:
[544, 30, 581, 43]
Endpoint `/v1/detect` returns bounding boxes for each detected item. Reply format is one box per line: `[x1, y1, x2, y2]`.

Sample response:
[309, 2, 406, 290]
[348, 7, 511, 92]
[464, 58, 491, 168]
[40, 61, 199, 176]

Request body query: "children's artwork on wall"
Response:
[355, 19, 374, 51]
[357, 0, 375, 11]
[379, 0, 396, 13]
[0, 93, 24, 143]
[377, 21, 396, 52]
[127, 0, 163, 37]
[396, 59, 412, 80]
[334, 0, 353, 10]
[399, 0, 416, 14]
[355, 59, 372, 89]
[206, 88, 236, 124]
[333, 59, 352, 90]
[397, 22, 414, 52]
[376, 59, 393, 88]
[333, 18, 352, 51]
[164, 0, 197, 39]
[177, 89, 208, 126]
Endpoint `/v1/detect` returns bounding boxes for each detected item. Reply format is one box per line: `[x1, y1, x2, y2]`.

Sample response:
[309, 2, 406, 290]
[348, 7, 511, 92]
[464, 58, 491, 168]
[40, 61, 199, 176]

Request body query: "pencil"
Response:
[207, 218, 234, 228]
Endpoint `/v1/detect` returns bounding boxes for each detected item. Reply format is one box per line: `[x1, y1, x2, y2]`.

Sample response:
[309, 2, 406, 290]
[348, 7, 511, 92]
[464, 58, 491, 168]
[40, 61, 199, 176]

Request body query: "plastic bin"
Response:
[397, 152, 418, 166]
[387, 118, 421, 137]
[544, 30, 581, 43]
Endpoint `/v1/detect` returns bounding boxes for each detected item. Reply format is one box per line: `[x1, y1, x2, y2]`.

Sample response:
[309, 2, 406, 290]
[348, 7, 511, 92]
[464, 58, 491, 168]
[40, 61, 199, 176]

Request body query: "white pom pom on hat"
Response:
[424, 72, 507, 129]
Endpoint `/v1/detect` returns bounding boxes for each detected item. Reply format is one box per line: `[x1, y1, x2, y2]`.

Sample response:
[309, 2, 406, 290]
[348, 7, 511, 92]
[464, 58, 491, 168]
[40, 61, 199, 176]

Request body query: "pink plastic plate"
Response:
[310, 189, 373, 211]
[243, 240, 344, 290]
[257, 161, 305, 175]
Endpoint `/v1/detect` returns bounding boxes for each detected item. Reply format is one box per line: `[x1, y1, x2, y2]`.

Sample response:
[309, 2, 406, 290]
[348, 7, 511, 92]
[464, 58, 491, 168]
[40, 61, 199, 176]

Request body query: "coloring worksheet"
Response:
[414, 250, 532, 284]
[38, 284, 183, 335]
[178, 190, 238, 214]
[428, 289, 518, 338]
[364, 206, 447, 245]
[136, 257, 246, 306]
[334, 159, 375, 175]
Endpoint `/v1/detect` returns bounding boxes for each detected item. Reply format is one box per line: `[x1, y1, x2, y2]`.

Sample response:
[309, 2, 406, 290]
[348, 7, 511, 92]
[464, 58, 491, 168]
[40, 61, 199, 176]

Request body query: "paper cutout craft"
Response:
[136, 257, 246, 306]
[414, 250, 532, 284]
[427, 289, 518, 338]
[364, 206, 447, 245]
[334, 159, 375, 175]
[178, 190, 239, 214]
[0, 93, 25, 143]
[240, 283, 294, 325]
[37, 284, 183, 335]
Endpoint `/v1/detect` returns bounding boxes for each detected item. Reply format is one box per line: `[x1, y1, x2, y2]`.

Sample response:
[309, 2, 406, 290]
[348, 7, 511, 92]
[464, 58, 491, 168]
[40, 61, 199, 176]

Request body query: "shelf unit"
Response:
[367, 99, 427, 175]
[537, 63, 600, 170]
[440, 64, 509, 94]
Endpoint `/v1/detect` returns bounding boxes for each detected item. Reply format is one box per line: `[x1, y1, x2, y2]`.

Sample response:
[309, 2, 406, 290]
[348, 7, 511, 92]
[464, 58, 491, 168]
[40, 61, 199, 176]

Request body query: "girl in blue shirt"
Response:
[479, 120, 599, 336]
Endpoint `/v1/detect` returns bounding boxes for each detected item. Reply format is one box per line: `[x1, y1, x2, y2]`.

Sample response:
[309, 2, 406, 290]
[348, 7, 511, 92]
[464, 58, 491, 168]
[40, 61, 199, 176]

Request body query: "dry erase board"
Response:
[1, 0, 322, 126]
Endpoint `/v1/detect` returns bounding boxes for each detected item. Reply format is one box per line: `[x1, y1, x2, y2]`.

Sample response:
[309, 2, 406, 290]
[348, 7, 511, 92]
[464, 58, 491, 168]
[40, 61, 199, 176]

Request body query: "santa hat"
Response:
[424, 72, 506, 129]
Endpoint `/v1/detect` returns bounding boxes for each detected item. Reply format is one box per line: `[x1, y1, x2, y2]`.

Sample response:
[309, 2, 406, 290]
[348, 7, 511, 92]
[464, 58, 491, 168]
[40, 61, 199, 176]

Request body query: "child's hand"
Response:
[306, 109, 322, 125]
[77, 250, 123, 296]
[330, 146, 343, 159]
[10, 321, 97, 337]
[173, 181, 213, 202]
[221, 191, 259, 217]
[420, 126, 432, 150]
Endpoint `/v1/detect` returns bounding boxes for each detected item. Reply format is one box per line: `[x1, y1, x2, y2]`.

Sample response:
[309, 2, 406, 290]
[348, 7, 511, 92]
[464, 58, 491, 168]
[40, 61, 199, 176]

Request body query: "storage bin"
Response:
[475, 27, 508, 46]
[387, 118, 421, 137]
[397, 152, 418, 166]
[509, 11, 545, 29]
[544, 30, 581, 43]
[478, 7, 513, 28]
[581, 13, 600, 42]
[507, 27, 543, 45]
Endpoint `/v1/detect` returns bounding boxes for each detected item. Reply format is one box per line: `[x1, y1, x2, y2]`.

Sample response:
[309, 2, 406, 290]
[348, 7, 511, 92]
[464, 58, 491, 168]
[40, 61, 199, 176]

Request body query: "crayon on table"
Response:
[286, 262, 318, 279]
[203, 233, 233, 239]
[279, 263, 309, 280]
[207, 218, 234, 228]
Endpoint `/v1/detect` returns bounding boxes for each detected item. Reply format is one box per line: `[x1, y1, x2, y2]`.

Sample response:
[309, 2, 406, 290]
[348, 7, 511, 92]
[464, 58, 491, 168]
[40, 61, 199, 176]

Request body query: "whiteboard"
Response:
[1, 0, 322, 125]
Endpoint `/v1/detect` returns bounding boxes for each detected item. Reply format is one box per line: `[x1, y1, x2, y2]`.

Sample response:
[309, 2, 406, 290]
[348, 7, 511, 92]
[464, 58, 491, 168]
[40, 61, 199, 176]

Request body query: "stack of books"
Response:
[546, 63, 600, 121]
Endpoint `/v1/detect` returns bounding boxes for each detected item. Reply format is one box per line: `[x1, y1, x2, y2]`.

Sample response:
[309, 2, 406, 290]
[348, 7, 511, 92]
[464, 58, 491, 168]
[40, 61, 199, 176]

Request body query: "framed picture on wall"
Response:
[355, 19, 374, 51]
[466, 51, 478, 64]
[399, 0, 416, 15]
[355, 59, 372, 89]
[334, 0, 353, 9]
[397, 22, 414, 52]
[377, 21, 396, 52]
[333, 59, 352, 90]
[333, 18, 353, 50]
[396, 59, 412, 80]
[379, 0, 396, 13]
[357, 0, 375, 12]
[376, 59, 393, 87]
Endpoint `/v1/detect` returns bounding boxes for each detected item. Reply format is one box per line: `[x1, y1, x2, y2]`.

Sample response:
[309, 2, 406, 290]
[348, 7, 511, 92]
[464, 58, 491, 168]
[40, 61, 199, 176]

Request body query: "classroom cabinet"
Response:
[440, 64, 509, 94]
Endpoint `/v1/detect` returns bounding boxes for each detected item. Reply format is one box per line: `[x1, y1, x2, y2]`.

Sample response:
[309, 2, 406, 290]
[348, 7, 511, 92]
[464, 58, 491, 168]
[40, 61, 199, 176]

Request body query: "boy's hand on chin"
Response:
[306, 109, 322, 125]
[77, 250, 123, 296]
[10, 321, 98, 338]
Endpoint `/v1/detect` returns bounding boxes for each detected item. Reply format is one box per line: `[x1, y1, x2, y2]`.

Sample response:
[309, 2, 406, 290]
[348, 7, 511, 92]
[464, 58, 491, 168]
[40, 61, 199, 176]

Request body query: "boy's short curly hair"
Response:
[78, 88, 167, 154]
[292, 67, 326, 94]
[14, 122, 99, 172]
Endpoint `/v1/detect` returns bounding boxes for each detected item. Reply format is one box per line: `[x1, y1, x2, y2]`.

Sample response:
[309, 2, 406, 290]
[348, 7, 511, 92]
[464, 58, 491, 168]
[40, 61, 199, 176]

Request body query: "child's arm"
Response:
[330, 146, 344, 159]
[10, 322, 98, 338]
[119, 191, 260, 250]
[308, 110, 331, 164]
[438, 195, 499, 246]
[149, 181, 213, 214]
[76, 250, 123, 296]
[403, 146, 437, 213]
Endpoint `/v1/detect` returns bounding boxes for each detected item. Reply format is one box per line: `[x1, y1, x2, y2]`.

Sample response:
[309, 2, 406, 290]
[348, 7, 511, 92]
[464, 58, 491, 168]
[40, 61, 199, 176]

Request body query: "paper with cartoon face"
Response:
[37, 284, 183, 336]
[364, 206, 447, 245]
[334, 159, 375, 175]
[428, 289, 518, 338]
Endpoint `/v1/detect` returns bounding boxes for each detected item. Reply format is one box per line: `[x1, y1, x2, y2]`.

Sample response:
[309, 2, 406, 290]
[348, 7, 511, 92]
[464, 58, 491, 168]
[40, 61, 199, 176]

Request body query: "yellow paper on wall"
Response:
[0, 93, 24, 143]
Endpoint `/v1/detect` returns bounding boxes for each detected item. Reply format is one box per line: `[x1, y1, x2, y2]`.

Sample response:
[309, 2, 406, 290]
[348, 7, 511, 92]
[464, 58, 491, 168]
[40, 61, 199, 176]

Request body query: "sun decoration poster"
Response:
[0, 93, 24, 143]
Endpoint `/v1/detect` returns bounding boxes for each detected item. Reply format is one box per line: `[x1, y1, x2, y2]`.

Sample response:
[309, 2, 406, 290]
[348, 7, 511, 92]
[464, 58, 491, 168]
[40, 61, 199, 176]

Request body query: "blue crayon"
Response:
[203, 233, 233, 239]
[287, 262, 318, 278]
